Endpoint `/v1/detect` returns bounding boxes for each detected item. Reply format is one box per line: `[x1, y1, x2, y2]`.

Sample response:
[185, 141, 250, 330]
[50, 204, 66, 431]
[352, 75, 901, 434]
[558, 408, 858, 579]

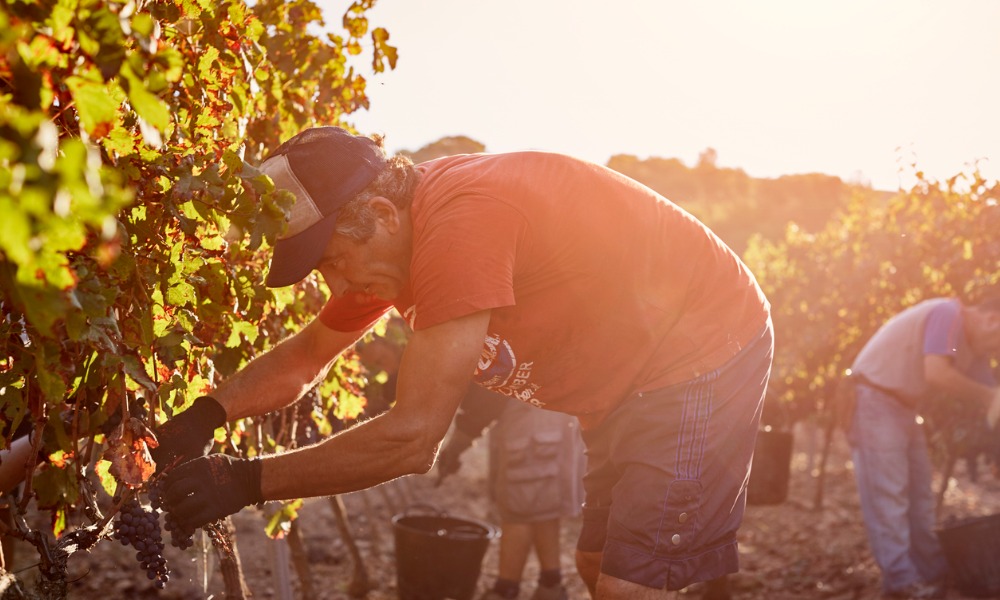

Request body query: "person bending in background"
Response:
[847, 292, 1000, 600]
[436, 386, 586, 600]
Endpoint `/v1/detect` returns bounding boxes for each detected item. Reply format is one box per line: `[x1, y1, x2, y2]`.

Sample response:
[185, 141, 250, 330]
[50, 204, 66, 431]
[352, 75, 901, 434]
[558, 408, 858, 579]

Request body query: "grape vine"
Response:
[0, 0, 395, 596]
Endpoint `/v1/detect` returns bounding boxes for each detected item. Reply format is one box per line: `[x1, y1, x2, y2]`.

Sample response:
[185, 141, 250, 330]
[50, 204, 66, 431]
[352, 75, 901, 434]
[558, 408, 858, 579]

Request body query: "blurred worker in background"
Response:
[358, 318, 585, 600]
[437, 386, 586, 600]
[846, 292, 1000, 599]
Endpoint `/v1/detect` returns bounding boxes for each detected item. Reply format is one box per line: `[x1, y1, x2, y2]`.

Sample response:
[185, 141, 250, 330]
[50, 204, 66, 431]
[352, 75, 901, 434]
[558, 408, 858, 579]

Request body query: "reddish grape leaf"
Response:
[102, 417, 159, 486]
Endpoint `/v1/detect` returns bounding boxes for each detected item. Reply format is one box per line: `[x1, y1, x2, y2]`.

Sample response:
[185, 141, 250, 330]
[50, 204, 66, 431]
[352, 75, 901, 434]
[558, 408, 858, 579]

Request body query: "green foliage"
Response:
[264, 497, 302, 539]
[0, 0, 395, 546]
[744, 170, 1000, 426]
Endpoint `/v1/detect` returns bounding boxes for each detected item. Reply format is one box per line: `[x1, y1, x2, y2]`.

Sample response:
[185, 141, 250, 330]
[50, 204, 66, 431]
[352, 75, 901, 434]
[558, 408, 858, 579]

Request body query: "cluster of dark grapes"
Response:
[112, 478, 201, 590]
[113, 498, 169, 589]
[148, 480, 196, 550]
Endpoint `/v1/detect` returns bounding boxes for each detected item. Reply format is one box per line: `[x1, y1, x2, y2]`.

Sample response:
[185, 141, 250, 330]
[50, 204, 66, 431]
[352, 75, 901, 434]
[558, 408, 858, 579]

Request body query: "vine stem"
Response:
[0, 513, 23, 541]
[7, 504, 53, 570]
[71, 394, 84, 495]
[206, 518, 249, 599]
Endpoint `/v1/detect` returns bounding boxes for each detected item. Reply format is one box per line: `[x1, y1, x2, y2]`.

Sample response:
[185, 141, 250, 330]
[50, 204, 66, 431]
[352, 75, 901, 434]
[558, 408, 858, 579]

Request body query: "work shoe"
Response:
[529, 583, 569, 600]
[883, 581, 946, 599]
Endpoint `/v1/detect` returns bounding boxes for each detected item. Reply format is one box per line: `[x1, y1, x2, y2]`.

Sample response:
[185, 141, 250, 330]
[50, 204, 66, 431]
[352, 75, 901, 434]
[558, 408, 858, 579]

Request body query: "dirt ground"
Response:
[7, 421, 1000, 600]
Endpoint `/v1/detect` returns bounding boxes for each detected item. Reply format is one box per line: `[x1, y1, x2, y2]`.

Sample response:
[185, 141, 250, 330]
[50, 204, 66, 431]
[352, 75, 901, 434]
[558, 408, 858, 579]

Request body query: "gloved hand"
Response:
[150, 396, 227, 472]
[435, 429, 475, 484]
[435, 445, 463, 483]
[162, 453, 263, 531]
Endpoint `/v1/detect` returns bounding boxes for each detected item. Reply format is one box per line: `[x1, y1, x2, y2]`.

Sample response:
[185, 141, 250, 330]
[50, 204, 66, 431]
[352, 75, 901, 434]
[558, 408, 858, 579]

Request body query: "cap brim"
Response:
[265, 211, 340, 287]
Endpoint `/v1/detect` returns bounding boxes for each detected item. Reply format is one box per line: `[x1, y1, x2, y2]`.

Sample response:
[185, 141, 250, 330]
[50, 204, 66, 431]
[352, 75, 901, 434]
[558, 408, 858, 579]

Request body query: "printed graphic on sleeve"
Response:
[474, 333, 544, 407]
[402, 305, 417, 329]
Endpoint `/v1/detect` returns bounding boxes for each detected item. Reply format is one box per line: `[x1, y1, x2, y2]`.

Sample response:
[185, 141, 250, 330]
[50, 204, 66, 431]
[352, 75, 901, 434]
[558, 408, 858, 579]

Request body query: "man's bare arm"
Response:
[924, 354, 996, 405]
[213, 317, 367, 420]
[258, 309, 491, 500]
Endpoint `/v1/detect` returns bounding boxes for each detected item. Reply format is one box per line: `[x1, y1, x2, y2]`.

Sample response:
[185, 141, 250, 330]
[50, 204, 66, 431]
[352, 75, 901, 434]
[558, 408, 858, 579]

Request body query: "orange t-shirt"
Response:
[320, 152, 769, 429]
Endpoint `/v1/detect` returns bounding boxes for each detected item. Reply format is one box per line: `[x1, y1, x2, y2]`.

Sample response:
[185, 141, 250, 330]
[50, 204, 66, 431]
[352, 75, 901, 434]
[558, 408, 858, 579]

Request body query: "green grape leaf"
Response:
[33, 466, 79, 512]
[65, 75, 121, 138]
[93, 459, 117, 497]
[121, 64, 171, 132]
[264, 499, 303, 539]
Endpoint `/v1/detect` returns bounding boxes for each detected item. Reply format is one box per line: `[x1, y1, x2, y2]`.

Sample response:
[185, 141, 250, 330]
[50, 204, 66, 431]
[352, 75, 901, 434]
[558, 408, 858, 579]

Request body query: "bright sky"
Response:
[327, 0, 999, 191]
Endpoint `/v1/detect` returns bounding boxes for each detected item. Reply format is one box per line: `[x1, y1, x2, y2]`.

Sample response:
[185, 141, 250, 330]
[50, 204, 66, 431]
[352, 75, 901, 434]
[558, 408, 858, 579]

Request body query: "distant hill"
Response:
[608, 151, 885, 251]
[401, 136, 485, 163]
[403, 138, 884, 252]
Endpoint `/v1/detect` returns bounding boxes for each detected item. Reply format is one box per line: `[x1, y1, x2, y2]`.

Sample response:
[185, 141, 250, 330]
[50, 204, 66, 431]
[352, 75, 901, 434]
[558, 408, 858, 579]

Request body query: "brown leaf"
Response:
[102, 420, 157, 487]
[128, 417, 159, 450]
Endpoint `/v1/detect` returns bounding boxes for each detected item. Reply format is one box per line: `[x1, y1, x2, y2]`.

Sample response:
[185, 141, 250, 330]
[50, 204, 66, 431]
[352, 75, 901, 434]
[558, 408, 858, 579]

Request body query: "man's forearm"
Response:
[212, 353, 320, 420]
[257, 310, 491, 500]
[935, 375, 994, 405]
[925, 358, 996, 405]
[259, 410, 435, 499]
[212, 319, 363, 420]
[0, 435, 40, 495]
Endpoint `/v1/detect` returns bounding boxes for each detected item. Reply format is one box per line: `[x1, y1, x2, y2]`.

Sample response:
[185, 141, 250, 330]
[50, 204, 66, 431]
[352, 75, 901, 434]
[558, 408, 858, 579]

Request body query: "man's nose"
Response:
[322, 273, 350, 297]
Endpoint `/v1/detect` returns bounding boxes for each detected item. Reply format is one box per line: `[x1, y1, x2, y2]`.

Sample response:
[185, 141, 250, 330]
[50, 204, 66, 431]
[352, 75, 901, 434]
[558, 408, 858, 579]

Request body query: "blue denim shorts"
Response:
[577, 321, 773, 590]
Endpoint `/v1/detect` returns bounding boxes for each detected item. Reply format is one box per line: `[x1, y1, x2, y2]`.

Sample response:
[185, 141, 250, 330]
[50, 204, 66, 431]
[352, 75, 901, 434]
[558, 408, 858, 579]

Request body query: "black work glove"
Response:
[162, 453, 263, 531]
[435, 429, 475, 484]
[435, 447, 463, 482]
[150, 396, 227, 472]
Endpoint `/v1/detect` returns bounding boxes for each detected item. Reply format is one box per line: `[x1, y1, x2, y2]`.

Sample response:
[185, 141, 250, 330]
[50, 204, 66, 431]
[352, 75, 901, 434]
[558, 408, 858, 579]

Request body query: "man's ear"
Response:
[369, 196, 400, 232]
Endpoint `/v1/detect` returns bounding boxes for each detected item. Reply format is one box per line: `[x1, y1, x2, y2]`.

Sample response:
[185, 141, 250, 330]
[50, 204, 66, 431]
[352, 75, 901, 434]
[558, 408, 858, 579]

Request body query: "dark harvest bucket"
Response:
[936, 513, 1000, 598]
[392, 506, 500, 600]
[746, 428, 793, 506]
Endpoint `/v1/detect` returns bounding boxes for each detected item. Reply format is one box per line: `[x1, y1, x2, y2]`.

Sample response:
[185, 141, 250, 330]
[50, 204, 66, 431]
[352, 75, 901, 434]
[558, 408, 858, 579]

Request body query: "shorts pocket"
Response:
[499, 433, 562, 519]
[531, 430, 563, 458]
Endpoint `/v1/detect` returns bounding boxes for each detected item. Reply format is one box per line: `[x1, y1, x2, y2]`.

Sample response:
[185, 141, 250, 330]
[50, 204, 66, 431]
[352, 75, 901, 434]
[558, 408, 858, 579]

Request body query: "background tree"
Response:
[607, 150, 877, 252]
